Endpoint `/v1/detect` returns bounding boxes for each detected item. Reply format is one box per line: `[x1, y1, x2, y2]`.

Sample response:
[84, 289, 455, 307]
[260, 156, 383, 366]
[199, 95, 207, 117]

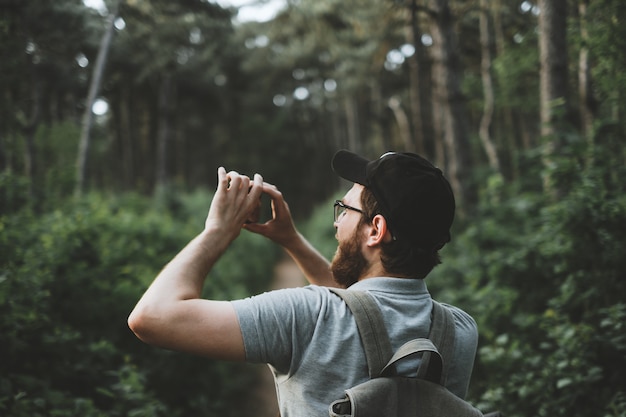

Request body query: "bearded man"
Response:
[128, 150, 478, 417]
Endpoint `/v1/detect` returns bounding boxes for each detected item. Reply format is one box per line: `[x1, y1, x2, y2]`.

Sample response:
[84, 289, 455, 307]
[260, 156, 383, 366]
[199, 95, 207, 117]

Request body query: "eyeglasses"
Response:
[334, 200, 364, 222]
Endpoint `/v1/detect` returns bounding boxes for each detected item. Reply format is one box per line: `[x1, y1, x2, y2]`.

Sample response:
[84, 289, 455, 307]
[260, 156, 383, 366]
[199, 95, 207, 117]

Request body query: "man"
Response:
[128, 150, 478, 416]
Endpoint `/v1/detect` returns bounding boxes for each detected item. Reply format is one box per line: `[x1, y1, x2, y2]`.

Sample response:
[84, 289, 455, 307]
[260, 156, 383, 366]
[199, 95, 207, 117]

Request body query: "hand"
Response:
[244, 181, 299, 247]
[246, 181, 334, 286]
[205, 167, 263, 240]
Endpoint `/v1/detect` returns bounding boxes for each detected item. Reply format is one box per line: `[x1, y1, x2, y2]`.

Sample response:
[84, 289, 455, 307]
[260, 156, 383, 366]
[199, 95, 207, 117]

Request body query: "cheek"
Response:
[335, 221, 353, 241]
[338, 221, 364, 245]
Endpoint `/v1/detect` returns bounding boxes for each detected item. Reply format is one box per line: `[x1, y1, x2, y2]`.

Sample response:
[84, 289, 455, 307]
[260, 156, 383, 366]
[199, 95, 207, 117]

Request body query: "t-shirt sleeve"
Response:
[231, 286, 325, 374]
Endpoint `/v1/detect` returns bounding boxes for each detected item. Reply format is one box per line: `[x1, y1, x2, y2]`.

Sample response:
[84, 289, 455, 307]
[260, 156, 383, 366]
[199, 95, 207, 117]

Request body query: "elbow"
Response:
[127, 306, 158, 344]
[127, 309, 141, 335]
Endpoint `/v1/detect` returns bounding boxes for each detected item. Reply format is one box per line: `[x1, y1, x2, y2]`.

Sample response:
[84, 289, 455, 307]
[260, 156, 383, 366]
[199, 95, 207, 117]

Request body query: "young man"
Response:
[128, 150, 478, 416]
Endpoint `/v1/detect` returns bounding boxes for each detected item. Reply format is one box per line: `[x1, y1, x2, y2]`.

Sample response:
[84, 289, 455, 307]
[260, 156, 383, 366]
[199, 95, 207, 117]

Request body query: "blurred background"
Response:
[1, 0, 625, 416]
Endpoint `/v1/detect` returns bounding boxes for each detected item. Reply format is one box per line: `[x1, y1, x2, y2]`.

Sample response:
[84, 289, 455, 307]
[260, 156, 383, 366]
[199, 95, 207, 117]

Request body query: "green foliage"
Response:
[430, 142, 626, 417]
[36, 122, 80, 203]
[0, 189, 278, 416]
[492, 35, 540, 112]
[0, 171, 32, 215]
[0, 122, 81, 212]
[586, 0, 626, 122]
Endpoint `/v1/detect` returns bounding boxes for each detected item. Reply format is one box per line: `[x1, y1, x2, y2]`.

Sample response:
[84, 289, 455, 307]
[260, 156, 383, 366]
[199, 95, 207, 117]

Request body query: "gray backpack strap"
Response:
[329, 289, 457, 385]
[329, 288, 393, 378]
[417, 301, 456, 385]
[380, 338, 444, 384]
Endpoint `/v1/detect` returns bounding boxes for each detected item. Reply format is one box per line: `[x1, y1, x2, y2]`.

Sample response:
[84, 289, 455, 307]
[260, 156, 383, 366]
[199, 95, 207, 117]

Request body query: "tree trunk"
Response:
[344, 96, 361, 154]
[578, 0, 595, 155]
[120, 79, 135, 189]
[429, 0, 475, 211]
[155, 74, 175, 197]
[539, 0, 570, 138]
[431, 70, 446, 170]
[23, 77, 42, 201]
[478, 0, 501, 174]
[538, 0, 569, 197]
[492, 0, 519, 180]
[369, 79, 387, 153]
[406, 0, 426, 155]
[388, 97, 413, 152]
[75, 2, 119, 197]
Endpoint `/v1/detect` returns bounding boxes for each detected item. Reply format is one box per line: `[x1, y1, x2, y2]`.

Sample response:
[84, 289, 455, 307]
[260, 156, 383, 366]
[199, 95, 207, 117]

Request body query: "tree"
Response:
[577, 0, 595, 143]
[478, 0, 501, 174]
[154, 74, 176, 198]
[0, 0, 94, 203]
[405, 0, 433, 156]
[103, 0, 236, 193]
[538, 0, 570, 197]
[75, 1, 120, 197]
[428, 0, 475, 210]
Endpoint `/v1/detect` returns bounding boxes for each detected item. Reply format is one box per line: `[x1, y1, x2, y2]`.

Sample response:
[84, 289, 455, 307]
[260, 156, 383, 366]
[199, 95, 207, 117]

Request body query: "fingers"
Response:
[262, 182, 284, 208]
[248, 173, 263, 200]
[216, 167, 264, 220]
[217, 166, 228, 191]
[226, 170, 249, 192]
[262, 181, 289, 217]
[242, 221, 264, 234]
[219, 169, 256, 196]
[217, 167, 250, 195]
[262, 181, 281, 198]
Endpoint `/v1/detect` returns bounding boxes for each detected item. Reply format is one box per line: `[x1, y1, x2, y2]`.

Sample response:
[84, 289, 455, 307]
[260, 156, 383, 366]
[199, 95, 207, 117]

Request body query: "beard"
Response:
[330, 228, 369, 288]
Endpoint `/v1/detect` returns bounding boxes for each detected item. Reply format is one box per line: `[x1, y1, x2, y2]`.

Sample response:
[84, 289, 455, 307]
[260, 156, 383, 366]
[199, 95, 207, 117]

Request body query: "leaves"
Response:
[0, 191, 277, 416]
[427, 143, 626, 416]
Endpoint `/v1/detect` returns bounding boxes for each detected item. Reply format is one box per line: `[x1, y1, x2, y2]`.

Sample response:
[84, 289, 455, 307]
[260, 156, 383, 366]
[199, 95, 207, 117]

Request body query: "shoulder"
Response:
[436, 302, 478, 398]
[442, 303, 478, 333]
[436, 301, 479, 353]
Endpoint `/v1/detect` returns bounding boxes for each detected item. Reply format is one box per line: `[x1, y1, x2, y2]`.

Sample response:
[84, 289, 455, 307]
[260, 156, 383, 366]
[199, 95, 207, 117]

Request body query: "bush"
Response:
[430, 157, 626, 417]
[0, 190, 279, 417]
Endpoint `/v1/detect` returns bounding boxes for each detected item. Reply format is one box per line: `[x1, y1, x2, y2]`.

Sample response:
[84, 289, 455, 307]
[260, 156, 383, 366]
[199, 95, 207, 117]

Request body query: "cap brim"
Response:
[331, 150, 370, 185]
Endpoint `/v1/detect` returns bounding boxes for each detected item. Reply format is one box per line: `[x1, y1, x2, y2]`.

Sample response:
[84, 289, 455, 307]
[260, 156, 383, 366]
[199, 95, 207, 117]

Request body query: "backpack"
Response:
[328, 288, 500, 417]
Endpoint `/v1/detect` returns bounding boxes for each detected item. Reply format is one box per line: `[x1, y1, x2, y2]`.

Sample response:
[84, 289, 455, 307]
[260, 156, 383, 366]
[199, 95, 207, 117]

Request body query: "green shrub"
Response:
[431, 159, 626, 417]
[0, 171, 32, 215]
[0, 190, 278, 417]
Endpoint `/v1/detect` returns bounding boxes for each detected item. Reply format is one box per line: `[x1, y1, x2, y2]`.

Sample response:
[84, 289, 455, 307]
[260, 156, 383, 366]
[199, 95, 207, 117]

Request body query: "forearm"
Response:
[147, 227, 231, 300]
[282, 232, 336, 287]
[129, 226, 232, 321]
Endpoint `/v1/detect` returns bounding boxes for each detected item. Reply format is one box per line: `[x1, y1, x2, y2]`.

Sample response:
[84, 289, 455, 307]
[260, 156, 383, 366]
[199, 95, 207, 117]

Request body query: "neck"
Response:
[357, 263, 402, 281]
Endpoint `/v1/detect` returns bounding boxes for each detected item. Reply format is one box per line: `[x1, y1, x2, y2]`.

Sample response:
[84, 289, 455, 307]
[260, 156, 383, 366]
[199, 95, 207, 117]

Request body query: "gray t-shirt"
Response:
[232, 277, 478, 417]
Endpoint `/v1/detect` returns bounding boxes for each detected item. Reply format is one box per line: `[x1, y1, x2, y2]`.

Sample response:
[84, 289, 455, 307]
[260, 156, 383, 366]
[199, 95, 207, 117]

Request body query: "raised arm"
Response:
[244, 183, 338, 287]
[127, 168, 263, 360]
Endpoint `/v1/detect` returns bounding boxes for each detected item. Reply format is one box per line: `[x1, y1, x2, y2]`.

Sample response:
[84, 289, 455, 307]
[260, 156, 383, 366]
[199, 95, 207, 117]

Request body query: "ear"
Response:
[365, 214, 394, 247]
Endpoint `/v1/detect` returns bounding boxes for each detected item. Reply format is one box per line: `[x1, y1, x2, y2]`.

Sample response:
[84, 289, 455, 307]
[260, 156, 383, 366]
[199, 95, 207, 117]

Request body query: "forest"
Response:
[1, 0, 625, 416]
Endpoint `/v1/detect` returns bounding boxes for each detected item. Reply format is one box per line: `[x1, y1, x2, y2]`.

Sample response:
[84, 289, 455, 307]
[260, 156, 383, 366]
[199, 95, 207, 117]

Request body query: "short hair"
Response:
[359, 187, 442, 279]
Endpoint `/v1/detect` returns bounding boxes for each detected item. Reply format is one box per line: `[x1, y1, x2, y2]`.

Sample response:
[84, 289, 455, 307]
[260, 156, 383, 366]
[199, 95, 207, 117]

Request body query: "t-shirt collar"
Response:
[348, 277, 429, 295]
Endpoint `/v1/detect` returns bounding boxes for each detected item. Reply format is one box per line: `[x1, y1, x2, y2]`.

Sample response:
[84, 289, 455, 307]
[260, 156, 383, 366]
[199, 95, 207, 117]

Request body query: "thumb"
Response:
[243, 222, 267, 235]
[216, 167, 228, 191]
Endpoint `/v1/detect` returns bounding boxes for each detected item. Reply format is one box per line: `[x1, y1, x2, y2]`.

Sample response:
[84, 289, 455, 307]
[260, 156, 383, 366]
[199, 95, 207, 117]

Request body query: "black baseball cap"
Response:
[331, 149, 455, 251]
